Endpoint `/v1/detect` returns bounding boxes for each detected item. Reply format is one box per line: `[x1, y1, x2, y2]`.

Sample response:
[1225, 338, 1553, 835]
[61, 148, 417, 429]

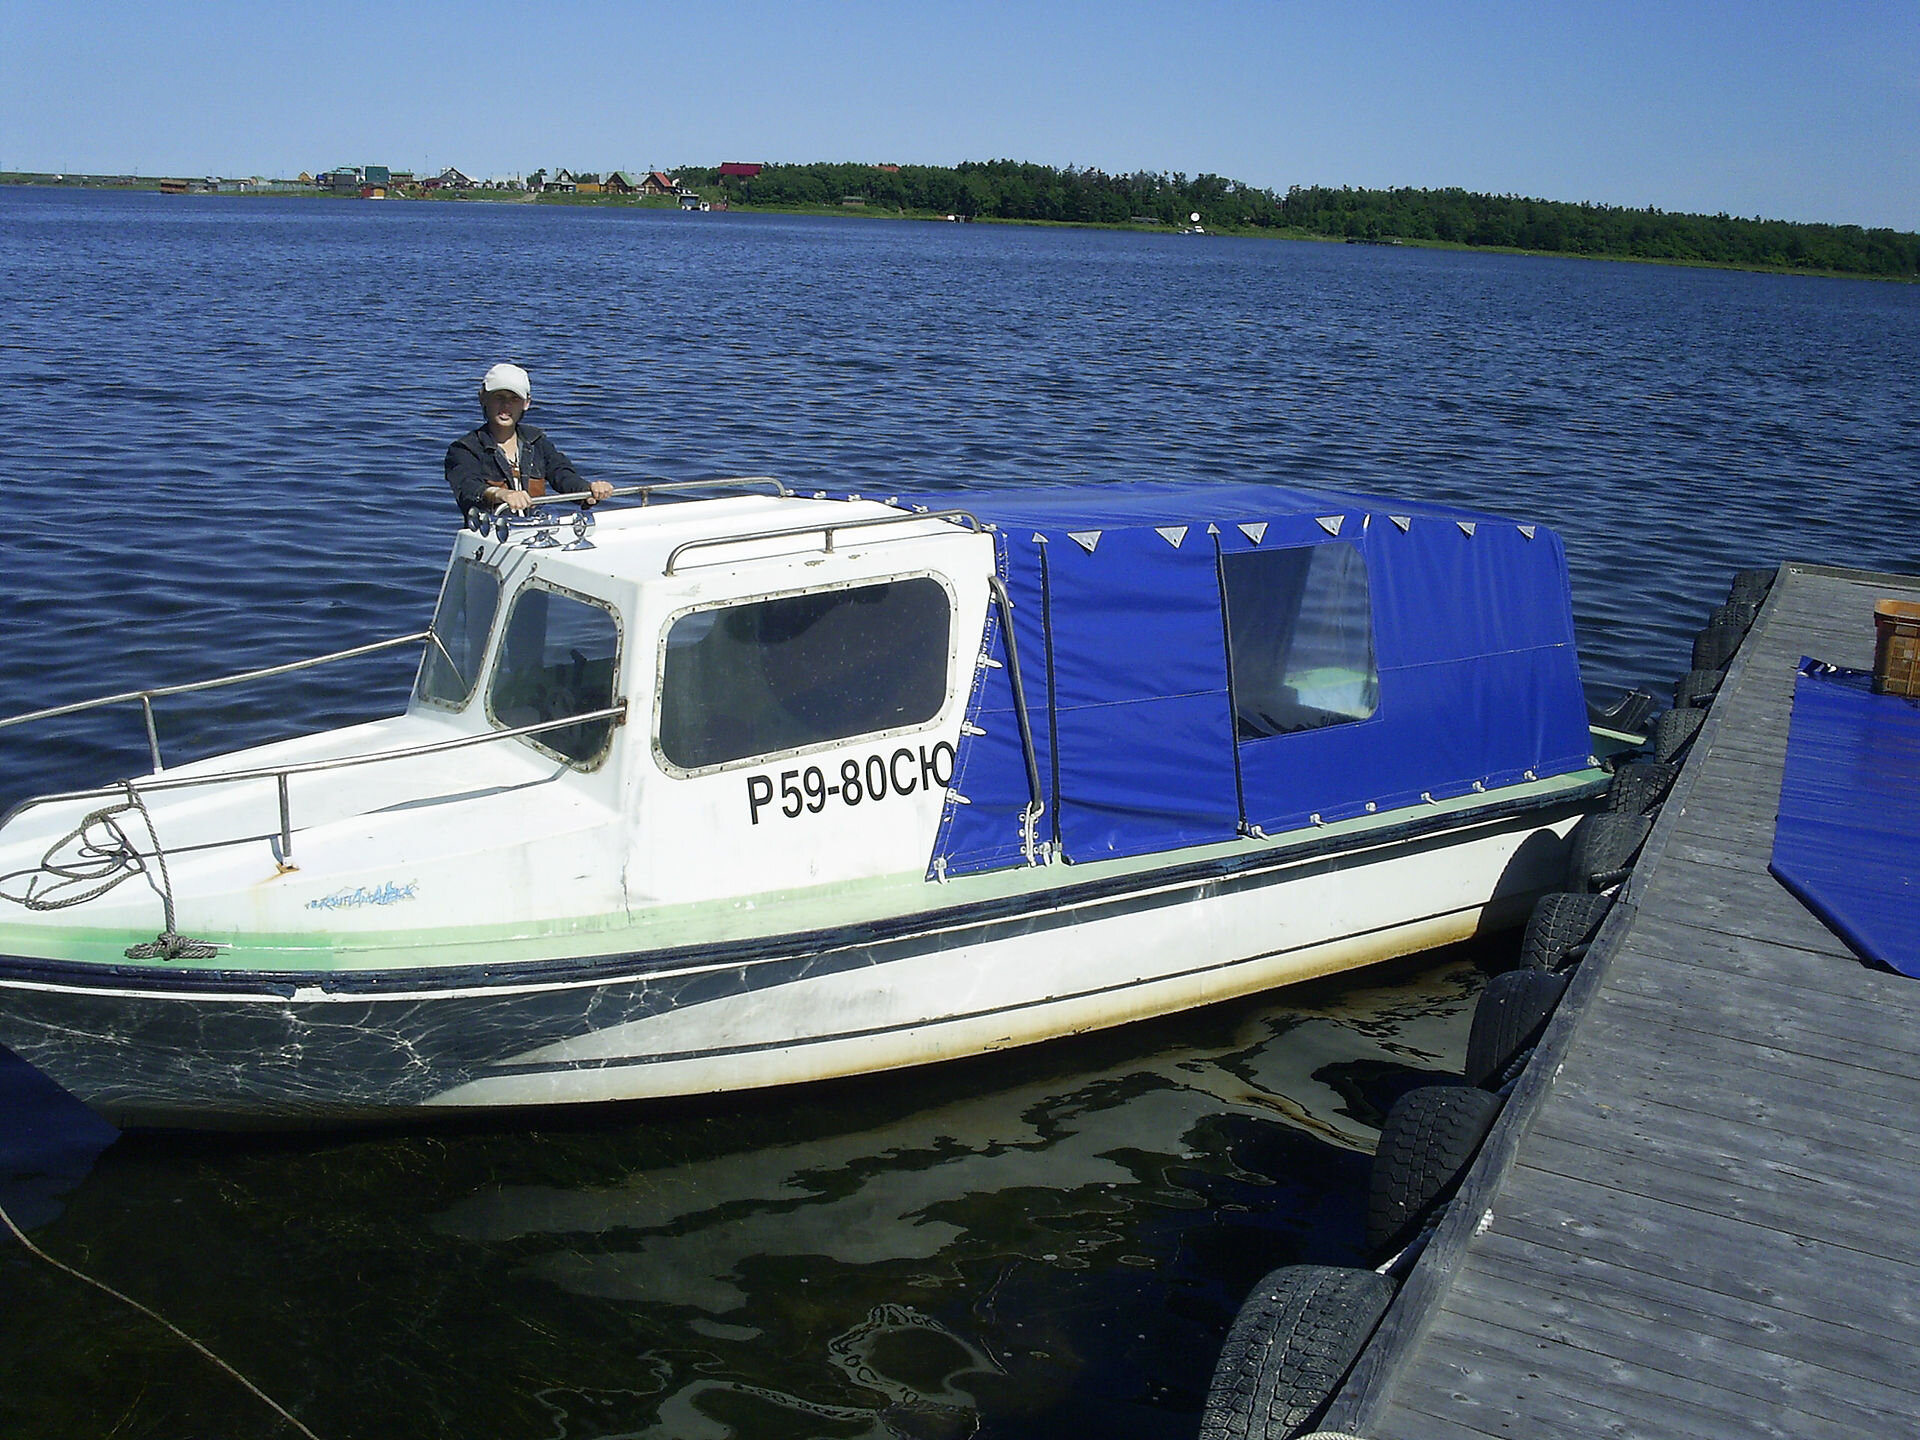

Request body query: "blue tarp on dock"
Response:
[1770, 660, 1920, 977]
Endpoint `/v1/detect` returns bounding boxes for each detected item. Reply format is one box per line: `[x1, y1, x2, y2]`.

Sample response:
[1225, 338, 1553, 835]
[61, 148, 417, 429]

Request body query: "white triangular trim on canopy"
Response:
[1457, 521, 1478, 537]
[1155, 525, 1189, 549]
[1031, 532, 1049, 544]
[1316, 515, 1344, 536]
[1067, 530, 1102, 553]
[1237, 522, 1267, 545]
[1518, 524, 1537, 539]
[1206, 522, 1221, 535]
[1389, 515, 1412, 532]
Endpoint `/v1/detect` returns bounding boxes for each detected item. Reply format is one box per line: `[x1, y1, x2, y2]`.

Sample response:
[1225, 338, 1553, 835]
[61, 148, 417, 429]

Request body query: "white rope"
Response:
[0, 1192, 323, 1439]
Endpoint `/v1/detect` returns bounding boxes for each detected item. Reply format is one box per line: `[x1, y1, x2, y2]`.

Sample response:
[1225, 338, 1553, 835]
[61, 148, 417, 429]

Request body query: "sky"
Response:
[4, 0, 1917, 231]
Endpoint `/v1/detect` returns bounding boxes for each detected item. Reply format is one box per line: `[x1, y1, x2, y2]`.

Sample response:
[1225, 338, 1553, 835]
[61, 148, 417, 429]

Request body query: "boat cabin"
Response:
[405, 479, 1592, 900]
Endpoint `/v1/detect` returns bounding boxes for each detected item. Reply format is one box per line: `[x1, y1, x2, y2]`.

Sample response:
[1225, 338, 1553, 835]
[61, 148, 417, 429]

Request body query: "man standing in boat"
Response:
[446, 362, 613, 516]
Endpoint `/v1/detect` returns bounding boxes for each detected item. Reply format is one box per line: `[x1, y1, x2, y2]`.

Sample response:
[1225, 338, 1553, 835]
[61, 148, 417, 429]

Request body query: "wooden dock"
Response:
[1320, 561, 1920, 1439]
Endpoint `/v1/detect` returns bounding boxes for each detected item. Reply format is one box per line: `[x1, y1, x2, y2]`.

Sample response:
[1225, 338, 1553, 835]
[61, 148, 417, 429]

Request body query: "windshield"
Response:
[415, 555, 503, 708]
[488, 583, 623, 766]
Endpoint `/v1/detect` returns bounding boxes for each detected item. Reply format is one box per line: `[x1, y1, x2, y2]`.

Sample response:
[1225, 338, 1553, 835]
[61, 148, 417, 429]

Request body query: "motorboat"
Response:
[0, 479, 1622, 1127]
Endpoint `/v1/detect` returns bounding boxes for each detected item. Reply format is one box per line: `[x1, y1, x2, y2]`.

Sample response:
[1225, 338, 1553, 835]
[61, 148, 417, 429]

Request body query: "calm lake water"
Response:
[1, 186, 1917, 1439]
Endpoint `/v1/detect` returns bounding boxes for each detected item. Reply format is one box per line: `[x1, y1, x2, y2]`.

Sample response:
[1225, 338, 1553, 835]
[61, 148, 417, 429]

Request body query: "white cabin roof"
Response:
[460, 492, 983, 593]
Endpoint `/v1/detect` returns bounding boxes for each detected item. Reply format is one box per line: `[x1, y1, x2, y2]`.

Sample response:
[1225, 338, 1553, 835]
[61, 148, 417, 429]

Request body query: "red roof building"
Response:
[718, 162, 763, 179]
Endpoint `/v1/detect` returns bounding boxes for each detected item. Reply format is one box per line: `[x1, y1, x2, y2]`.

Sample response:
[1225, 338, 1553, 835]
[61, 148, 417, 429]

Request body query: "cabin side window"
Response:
[657, 576, 953, 771]
[1222, 542, 1378, 739]
[415, 556, 502, 709]
[486, 583, 623, 766]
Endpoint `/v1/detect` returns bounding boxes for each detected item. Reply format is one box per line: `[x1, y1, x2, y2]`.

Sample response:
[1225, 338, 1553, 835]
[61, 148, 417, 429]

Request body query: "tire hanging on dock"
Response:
[1466, 969, 1568, 1089]
[1728, 566, 1776, 605]
[1692, 620, 1746, 671]
[1605, 758, 1678, 817]
[1565, 812, 1652, 892]
[1519, 890, 1613, 971]
[1674, 667, 1725, 709]
[1200, 1265, 1396, 1440]
[1365, 1086, 1503, 1262]
[1708, 599, 1759, 632]
[1652, 706, 1706, 763]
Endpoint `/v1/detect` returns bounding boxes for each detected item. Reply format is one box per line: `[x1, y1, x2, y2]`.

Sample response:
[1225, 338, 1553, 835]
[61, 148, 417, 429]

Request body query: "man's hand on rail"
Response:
[486, 487, 537, 513]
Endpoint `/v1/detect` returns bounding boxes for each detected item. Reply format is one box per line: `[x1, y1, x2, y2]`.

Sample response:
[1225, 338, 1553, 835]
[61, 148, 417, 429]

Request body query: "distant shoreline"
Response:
[5, 173, 1911, 285]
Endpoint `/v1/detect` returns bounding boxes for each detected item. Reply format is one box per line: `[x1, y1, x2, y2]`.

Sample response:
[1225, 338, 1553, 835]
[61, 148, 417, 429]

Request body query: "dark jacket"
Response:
[445, 423, 587, 515]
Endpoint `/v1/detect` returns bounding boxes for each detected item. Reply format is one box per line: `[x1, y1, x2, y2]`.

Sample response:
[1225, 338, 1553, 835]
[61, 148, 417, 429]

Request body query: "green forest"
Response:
[675, 160, 1920, 279]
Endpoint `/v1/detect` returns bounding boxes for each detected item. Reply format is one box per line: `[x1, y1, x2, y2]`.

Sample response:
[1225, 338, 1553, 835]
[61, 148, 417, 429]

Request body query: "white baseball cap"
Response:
[480, 363, 531, 401]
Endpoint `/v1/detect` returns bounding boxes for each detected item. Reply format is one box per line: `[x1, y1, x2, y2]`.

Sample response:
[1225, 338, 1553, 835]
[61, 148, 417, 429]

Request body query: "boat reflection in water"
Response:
[0, 929, 1486, 1438]
[418, 951, 1483, 1439]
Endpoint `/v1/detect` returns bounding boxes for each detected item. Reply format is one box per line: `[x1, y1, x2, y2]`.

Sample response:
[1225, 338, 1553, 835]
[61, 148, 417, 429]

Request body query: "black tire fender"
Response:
[1201, 1265, 1396, 1440]
[1519, 890, 1613, 971]
[1729, 566, 1776, 605]
[1605, 758, 1678, 816]
[1466, 968, 1568, 1089]
[1566, 812, 1652, 892]
[1692, 619, 1745, 670]
[1707, 599, 1758, 633]
[1673, 667, 1725, 709]
[1652, 706, 1705, 763]
[1365, 1086, 1503, 1261]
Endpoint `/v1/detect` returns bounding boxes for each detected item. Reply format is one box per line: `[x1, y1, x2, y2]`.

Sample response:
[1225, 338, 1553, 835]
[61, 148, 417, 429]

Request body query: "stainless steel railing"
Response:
[0, 626, 626, 867]
[4, 701, 628, 867]
[664, 508, 981, 575]
[0, 632, 434, 775]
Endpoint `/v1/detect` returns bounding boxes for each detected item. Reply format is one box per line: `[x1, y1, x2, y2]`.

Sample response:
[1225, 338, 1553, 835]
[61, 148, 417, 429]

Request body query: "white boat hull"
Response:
[0, 797, 1583, 1127]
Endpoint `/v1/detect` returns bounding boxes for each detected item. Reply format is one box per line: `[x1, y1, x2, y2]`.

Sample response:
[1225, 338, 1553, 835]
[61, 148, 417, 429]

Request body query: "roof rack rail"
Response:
[478, 476, 792, 518]
[663, 508, 982, 576]
[470, 477, 795, 534]
[618, 475, 792, 505]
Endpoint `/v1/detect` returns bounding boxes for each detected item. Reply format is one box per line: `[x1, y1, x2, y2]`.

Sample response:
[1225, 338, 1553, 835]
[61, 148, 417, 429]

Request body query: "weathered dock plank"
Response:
[1531, 1085, 1920, 1219]
[1470, 1236, 1919, 1392]
[1489, 1169, 1920, 1345]
[1628, 912, 1874, 984]
[1546, 1020, 1920, 1164]
[1321, 562, 1920, 1438]
[1517, 1117, 1920, 1265]
[1440, 1279, 1920, 1434]
[1594, 971, 1920, 1073]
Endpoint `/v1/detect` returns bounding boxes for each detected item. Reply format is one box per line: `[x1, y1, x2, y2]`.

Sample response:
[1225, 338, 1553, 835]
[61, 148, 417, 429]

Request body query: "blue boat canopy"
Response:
[898, 482, 1593, 877]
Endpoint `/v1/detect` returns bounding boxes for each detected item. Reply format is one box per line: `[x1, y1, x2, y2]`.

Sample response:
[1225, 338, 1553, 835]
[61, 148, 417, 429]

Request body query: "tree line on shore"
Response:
[672, 160, 1919, 279]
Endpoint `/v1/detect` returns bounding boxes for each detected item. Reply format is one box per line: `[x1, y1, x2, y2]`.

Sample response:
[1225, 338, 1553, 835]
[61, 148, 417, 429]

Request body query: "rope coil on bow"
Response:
[0, 781, 218, 960]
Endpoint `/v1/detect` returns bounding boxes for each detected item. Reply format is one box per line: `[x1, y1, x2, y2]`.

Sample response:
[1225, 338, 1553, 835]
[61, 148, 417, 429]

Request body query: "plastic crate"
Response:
[1872, 598, 1920, 697]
